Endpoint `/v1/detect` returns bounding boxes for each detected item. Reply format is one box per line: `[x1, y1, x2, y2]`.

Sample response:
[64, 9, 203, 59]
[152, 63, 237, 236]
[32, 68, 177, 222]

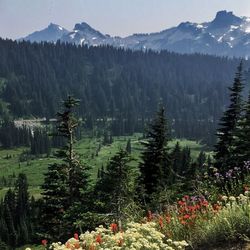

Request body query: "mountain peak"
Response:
[178, 22, 192, 28]
[74, 22, 94, 31]
[216, 10, 234, 18]
[47, 23, 66, 31]
[210, 10, 242, 29]
[48, 22, 58, 27]
[21, 23, 68, 43]
[71, 22, 106, 40]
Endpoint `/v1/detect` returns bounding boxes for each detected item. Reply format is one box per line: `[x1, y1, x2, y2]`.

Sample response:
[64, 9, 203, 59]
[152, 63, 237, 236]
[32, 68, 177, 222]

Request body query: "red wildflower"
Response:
[41, 239, 48, 246]
[110, 223, 118, 233]
[74, 233, 79, 240]
[213, 203, 221, 212]
[180, 220, 187, 225]
[178, 207, 186, 214]
[195, 204, 200, 210]
[165, 215, 171, 223]
[96, 234, 102, 244]
[147, 210, 153, 221]
[187, 205, 195, 212]
[183, 214, 190, 220]
[158, 216, 163, 228]
[191, 214, 196, 219]
[183, 195, 189, 200]
[201, 200, 209, 207]
[178, 200, 186, 206]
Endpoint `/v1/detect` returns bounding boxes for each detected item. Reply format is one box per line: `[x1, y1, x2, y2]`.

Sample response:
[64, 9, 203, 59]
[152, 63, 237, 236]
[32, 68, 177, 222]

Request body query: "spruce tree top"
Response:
[214, 61, 244, 171]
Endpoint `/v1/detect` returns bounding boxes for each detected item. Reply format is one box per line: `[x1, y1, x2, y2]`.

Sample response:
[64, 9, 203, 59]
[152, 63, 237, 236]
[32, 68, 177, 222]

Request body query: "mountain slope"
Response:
[21, 23, 68, 43]
[21, 11, 250, 57]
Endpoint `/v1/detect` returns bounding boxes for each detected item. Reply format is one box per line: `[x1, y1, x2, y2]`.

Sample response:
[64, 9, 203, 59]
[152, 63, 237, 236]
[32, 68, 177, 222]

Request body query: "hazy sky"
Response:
[1, 0, 250, 39]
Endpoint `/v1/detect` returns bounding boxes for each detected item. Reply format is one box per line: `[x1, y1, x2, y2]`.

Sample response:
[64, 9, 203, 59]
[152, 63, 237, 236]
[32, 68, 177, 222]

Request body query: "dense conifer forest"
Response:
[0, 39, 249, 145]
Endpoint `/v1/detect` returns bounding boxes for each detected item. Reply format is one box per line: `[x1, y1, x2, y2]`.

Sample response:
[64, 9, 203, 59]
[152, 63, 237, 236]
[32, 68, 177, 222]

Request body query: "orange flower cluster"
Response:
[212, 203, 221, 212]
[110, 223, 118, 233]
[158, 216, 164, 228]
[147, 210, 153, 222]
[65, 240, 81, 249]
[147, 210, 172, 230]
[177, 195, 210, 226]
[96, 234, 102, 244]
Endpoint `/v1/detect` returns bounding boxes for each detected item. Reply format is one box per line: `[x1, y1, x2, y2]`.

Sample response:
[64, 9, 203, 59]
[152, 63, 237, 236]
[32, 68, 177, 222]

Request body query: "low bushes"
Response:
[149, 192, 250, 248]
[38, 222, 188, 250]
[26, 192, 250, 249]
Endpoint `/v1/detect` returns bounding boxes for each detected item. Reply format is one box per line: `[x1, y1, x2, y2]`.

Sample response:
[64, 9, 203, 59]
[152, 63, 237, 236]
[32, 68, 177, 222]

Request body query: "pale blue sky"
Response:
[1, 0, 250, 39]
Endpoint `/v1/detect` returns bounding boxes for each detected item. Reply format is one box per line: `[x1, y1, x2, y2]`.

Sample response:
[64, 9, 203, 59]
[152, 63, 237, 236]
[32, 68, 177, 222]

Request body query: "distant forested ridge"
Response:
[0, 39, 249, 144]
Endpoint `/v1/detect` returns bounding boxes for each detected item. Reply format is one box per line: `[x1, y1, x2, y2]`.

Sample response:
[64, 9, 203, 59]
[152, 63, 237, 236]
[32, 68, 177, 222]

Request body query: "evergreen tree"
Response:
[3, 190, 17, 247]
[30, 128, 51, 155]
[15, 173, 30, 220]
[170, 142, 182, 182]
[18, 218, 29, 245]
[41, 96, 89, 240]
[94, 149, 135, 227]
[234, 92, 250, 165]
[56, 96, 90, 204]
[41, 160, 68, 240]
[0, 174, 36, 248]
[214, 62, 244, 172]
[138, 105, 170, 204]
[14, 173, 30, 245]
[180, 147, 192, 177]
[126, 138, 132, 154]
[0, 217, 9, 245]
[197, 151, 207, 169]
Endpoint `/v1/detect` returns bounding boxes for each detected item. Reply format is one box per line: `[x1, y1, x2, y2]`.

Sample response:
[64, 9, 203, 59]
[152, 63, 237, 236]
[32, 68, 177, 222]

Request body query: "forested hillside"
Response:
[0, 39, 248, 144]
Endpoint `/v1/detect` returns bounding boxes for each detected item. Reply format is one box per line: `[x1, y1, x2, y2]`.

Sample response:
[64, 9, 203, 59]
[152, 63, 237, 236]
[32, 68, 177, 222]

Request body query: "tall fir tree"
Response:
[15, 173, 31, 245]
[55, 96, 89, 205]
[94, 149, 135, 228]
[3, 189, 17, 247]
[170, 142, 182, 183]
[234, 92, 250, 165]
[214, 62, 244, 172]
[41, 161, 68, 240]
[41, 96, 90, 240]
[138, 105, 170, 204]
[15, 174, 30, 221]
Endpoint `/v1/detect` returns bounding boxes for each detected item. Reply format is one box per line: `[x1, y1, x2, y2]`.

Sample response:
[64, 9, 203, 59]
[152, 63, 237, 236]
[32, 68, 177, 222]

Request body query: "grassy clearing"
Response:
[76, 133, 143, 179]
[0, 134, 210, 198]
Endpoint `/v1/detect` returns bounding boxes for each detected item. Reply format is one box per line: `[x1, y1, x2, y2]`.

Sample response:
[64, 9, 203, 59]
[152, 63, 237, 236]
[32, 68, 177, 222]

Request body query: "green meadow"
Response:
[0, 134, 210, 199]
